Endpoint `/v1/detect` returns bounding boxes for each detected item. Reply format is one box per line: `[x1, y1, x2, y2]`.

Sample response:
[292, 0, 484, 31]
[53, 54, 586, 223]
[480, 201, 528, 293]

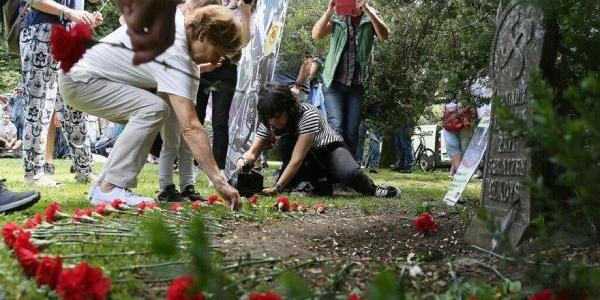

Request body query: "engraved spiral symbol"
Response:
[496, 6, 535, 81]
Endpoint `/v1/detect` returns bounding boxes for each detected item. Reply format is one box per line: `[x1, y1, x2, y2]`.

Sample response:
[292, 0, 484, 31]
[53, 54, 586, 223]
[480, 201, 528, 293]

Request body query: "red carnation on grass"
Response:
[348, 294, 366, 300]
[207, 194, 220, 205]
[248, 195, 259, 206]
[414, 213, 437, 234]
[469, 296, 477, 300]
[96, 203, 109, 216]
[167, 275, 205, 300]
[529, 288, 576, 300]
[191, 201, 202, 209]
[315, 203, 327, 214]
[25, 213, 43, 229]
[137, 202, 149, 214]
[111, 199, 126, 210]
[249, 291, 283, 300]
[170, 202, 183, 212]
[35, 255, 62, 288]
[45, 202, 61, 223]
[2, 223, 22, 248]
[16, 246, 40, 277]
[56, 262, 111, 300]
[50, 22, 93, 73]
[529, 289, 553, 300]
[73, 208, 87, 222]
[290, 203, 299, 212]
[14, 229, 39, 254]
[275, 196, 290, 212]
[297, 204, 308, 213]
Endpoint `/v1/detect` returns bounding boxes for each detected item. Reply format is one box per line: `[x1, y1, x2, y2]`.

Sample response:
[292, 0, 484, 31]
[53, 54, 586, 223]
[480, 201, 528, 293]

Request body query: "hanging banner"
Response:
[225, 0, 289, 175]
[443, 105, 491, 206]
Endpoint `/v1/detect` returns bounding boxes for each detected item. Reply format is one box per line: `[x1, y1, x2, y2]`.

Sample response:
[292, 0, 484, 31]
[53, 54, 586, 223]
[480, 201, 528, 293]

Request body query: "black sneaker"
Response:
[374, 186, 401, 198]
[44, 163, 55, 174]
[0, 179, 41, 213]
[157, 184, 187, 202]
[180, 185, 206, 202]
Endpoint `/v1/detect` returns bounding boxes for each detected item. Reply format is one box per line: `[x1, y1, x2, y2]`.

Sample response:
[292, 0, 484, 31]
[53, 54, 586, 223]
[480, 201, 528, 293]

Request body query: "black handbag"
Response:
[4, 1, 28, 55]
[228, 169, 264, 197]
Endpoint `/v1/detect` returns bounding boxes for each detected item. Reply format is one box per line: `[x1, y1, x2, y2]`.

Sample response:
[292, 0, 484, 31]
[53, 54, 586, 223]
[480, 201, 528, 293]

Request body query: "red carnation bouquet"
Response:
[414, 213, 437, 234]
[275, 196, 290, 212]
[167, 275, 205, 300]
[56, 262, 111, 300]
[35, 255, 63, 289]
[25, 213, 43, 229]
[50, 22, 94, 73]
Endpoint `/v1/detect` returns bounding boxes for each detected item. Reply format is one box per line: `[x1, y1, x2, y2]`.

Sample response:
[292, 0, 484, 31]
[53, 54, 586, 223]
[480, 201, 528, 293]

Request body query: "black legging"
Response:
[277, 134, 377, 195]
[196, 60, 238, 169]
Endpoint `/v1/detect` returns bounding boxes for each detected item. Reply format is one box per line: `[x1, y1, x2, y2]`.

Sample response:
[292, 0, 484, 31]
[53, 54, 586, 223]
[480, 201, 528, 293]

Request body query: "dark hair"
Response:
[256, 82, 300, 132]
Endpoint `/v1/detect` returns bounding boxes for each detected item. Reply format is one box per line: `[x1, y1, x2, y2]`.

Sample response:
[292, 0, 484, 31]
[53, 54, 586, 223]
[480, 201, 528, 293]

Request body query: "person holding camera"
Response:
[237, 82, 400, 198]
[312, 0, 389, 157]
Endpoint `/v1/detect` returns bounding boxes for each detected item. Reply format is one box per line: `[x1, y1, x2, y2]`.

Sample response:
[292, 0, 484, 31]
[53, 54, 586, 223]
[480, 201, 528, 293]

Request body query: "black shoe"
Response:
[374, 186, 401, 198]
[44, 163, 55, 175]
[0, 179, 41, 213]
[398, 168, 413, 174]
[181, 185, 206, 202]
[157, 184, 187, 202]
[369, 169, 379, 174]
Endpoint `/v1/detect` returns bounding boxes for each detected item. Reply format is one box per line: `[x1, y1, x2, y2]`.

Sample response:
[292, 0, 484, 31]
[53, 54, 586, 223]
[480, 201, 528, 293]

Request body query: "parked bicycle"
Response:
[413, 128, 437, 172]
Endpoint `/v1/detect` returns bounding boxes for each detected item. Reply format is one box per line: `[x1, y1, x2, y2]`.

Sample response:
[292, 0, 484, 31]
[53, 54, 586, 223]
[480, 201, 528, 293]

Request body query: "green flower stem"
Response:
[49, 251, 154, 259]
[117, 260, 190, 271]
[228, 257, 329, 288]
[221, 257, 281, 271]
[31, 232, 138, 238]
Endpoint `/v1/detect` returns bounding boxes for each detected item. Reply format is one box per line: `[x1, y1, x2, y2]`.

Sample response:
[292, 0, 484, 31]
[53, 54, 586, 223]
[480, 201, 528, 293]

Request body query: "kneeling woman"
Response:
[237, 82, 400, 198]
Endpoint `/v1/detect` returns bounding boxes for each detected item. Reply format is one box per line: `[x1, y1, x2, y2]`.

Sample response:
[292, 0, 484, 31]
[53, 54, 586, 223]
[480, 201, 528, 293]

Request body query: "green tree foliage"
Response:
[0, 42, 20, 94]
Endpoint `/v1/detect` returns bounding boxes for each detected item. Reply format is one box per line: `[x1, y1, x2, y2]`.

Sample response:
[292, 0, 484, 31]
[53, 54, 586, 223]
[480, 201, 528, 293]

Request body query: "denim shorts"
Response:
[443, 129, 472, 158]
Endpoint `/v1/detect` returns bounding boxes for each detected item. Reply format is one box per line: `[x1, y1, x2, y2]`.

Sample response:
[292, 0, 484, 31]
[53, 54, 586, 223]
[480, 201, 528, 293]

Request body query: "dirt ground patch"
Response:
[213, 205, 600, 295]
[214, 205, 493, 294]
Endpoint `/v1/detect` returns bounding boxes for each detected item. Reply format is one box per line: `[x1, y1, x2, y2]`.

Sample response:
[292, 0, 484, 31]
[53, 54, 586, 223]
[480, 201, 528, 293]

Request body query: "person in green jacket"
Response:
[311, 0, 389, 156]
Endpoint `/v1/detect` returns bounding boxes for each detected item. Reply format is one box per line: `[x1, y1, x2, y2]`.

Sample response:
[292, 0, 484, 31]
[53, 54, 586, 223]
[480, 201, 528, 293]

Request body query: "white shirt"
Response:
[69, 9, 200, 102]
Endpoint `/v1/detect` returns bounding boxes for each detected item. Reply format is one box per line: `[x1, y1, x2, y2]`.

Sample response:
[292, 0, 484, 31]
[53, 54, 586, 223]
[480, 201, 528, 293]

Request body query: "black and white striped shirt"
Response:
[256, 103, 343, 149]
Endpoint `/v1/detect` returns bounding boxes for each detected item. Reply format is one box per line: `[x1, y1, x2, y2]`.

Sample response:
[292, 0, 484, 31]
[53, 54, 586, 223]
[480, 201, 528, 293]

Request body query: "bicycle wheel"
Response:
[419, 149, 436, 172]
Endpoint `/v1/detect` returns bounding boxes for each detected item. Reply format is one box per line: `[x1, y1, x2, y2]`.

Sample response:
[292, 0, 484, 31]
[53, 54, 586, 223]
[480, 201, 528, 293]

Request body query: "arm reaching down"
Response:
[167, 93, 242, 209]
[262, 133, 315, 196]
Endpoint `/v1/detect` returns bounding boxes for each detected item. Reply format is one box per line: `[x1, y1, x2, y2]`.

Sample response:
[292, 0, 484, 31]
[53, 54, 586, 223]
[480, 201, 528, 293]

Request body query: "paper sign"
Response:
[443, 110, 491, 206]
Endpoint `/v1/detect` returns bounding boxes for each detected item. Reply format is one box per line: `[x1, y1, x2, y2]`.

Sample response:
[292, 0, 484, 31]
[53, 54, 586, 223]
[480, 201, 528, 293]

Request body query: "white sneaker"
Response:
[24, 173, 61, 188]
[89, 185, 155, 206]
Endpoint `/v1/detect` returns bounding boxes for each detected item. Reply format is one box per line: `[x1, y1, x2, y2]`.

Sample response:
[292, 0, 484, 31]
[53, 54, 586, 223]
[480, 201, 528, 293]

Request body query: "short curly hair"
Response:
[185, 5, 243, 56]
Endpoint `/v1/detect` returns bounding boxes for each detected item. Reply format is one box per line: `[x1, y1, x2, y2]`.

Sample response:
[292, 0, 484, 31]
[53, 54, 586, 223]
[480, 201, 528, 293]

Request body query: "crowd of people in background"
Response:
[1, 0, 489, 215]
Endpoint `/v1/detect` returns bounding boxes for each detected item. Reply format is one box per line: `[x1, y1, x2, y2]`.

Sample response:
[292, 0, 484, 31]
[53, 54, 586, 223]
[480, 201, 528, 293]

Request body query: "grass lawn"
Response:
[0, 158, 482, 299]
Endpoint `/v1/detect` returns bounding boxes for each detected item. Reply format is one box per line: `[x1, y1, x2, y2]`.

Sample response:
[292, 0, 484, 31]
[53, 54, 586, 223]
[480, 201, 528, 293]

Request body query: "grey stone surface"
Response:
[465, 0, 545, 251]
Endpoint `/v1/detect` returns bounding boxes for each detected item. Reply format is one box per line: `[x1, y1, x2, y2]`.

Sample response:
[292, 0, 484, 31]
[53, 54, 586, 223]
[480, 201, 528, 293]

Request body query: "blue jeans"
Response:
[355, 123, 367, 163]
[368, 128, 381, 169]
[322, 82, 364, 156]
[12, 117, 24, 140]
[394, 127, 414, 169]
